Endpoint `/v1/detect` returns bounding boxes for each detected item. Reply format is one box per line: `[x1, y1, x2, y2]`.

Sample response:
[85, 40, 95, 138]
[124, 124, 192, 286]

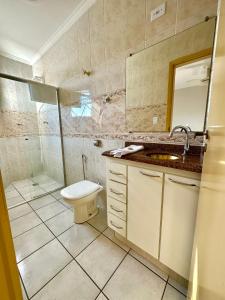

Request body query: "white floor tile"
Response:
[40, 182, 63, 193]
[13, 179, 34, 189]
[5, 184, 15, 192]
[16, 185, 43, 195]
[58, 223, 100, 257]
[96, 293, 108, 300]
[45, 210, 74, 236]
[36, 201, 67, 221]
[8, 203, 32, 221]
[6, 195, 26, 208]
[88, 208, 108, 232]
[51, 190, 63, 200]
[29, 195, 56, 210]
[103, 228, 130, 252]
[129, 250, 168, 280]
[10, 212, 42, 237]
[13, 224, 54, 262]
[32, 261, 100, 300]
[5, 189, 20, 199]
[163, 284, 186, 300]
[18, 239, 72, 298]
[76, 235, 126, 288]
[21, 187, 46, 201]
[58, 198, 71, 208]
[103, 255, 166, 300]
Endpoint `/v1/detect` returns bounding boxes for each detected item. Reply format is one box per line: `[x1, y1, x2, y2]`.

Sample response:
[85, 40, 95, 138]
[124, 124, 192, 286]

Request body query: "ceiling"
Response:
[0, 0, 92, 65]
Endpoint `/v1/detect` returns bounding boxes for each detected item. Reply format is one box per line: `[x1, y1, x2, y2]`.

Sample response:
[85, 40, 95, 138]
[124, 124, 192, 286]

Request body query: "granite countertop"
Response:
[102, 142, 204, 173]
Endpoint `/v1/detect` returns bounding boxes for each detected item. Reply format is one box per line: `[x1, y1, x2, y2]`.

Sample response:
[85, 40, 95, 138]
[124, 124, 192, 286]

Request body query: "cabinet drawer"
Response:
[107, 180, 127, 203]
[107, 197, 126, 221]
[107, 161, 127, 184]
[108, 212, 126, 237]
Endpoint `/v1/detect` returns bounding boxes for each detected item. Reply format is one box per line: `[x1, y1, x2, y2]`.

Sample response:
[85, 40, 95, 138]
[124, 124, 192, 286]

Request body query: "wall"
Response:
[33, 0, 218, 186]
[172, 85, 208, 131]
[0, 55, 44, 187]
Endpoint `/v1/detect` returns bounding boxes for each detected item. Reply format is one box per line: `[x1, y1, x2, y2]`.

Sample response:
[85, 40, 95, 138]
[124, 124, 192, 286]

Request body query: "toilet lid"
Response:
[60, 180, 101, 200]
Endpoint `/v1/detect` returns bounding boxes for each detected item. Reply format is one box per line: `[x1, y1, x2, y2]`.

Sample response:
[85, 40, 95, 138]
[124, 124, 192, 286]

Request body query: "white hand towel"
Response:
[110, 145, 144, 158]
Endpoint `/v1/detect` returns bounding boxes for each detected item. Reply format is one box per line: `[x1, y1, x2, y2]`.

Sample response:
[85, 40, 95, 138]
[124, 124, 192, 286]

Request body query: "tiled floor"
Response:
[5, 174, 63, 209]
[7, 188, 187, 300]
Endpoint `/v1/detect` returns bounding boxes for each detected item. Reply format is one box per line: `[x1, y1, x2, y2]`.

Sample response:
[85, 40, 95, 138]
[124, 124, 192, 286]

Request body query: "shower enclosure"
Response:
[0, 73, 65, 208]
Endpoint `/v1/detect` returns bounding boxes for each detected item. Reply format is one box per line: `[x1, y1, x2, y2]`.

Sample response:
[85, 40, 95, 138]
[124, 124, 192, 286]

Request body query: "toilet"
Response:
[60, 180, 103, 224]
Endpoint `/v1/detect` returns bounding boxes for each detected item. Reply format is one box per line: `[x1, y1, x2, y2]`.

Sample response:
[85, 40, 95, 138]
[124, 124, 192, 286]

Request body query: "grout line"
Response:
[74, 259, 102, 291]
[28, 198, 58, 210]
[29, 259, 74, 300]
[161, 276, 169, 300]
[26, 200, 102, 296]
[100, 252, 128, 292]
[9, 209, 35, 222]
[167, 282, 187, 297]
[19, 271, 30, 300]
[12, 221, 43, 239]
[128, 251, 168, 283]
[11, 190, 181, 299]
[16, 236, 55, 264]
[73, 232, 102, 259]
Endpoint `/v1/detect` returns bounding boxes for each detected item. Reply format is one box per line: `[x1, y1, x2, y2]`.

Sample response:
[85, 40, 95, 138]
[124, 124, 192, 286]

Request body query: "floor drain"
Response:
[32, 183, 39, 186]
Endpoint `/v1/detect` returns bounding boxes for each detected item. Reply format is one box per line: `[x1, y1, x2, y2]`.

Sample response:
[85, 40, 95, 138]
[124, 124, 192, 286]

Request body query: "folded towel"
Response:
[110, 145, 144, 158]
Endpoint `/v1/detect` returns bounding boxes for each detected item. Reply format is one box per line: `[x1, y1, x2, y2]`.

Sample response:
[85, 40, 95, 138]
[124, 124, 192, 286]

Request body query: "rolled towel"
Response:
[110, 145, 144, 158]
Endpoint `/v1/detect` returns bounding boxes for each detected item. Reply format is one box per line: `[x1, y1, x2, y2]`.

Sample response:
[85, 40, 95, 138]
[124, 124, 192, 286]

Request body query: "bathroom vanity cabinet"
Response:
[105, 158, 200, 280]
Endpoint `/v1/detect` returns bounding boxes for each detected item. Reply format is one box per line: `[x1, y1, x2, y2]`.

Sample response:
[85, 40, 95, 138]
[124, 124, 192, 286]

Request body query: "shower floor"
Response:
[5, 174, 64, 209]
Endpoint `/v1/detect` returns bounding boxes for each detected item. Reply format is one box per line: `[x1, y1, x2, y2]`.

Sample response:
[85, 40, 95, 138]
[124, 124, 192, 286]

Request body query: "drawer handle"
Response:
[110, 188, 123, 196]
[110, 220, 123, 229]
[109, 170, 124, 176]
[110, 205, 123, 213]
[168, 178, 198, 187]
[140, 171, 160, 178]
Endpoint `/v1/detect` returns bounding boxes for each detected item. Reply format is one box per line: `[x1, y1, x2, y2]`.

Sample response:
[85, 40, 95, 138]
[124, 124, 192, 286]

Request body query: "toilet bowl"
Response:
[60, 180, 103, 224]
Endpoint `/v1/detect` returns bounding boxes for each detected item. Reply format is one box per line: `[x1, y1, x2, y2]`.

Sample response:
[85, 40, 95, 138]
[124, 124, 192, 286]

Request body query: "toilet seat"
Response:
[60, 180, 101, 200]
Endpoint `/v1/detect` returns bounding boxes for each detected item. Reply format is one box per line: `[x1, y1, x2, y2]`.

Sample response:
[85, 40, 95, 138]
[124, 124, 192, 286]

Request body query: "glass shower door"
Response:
[0, 76, 65, 208]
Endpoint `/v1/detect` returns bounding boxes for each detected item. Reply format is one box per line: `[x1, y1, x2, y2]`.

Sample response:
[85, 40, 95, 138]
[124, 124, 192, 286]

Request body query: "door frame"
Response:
[0, 171, 23, 300]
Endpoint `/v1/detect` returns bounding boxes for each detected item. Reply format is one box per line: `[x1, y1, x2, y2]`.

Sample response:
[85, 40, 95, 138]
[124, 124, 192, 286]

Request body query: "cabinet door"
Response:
[127, 166, 163, 259]
[160, 174, 200, 279]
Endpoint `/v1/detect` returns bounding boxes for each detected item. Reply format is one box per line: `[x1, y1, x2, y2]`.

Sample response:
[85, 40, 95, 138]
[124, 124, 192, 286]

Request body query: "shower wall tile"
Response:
[0, 136, 42, 187]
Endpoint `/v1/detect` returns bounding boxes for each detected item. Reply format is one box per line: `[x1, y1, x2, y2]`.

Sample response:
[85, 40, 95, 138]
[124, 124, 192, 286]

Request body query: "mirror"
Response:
[170, 56, 211, 131]
[126, 18, 216, 132]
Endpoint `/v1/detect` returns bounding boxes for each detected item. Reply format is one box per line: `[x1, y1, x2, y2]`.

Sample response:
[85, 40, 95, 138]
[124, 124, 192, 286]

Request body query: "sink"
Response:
[146, 153, 181, 161]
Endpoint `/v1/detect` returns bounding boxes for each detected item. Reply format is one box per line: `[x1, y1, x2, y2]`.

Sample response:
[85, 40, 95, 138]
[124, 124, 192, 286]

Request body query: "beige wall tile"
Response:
[145, 0, 177, 47]
[176, 0, 217, 33]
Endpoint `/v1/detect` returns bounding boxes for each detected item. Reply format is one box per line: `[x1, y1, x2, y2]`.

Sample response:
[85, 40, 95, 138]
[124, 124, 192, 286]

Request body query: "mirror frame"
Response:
[166, 48, 213, 132]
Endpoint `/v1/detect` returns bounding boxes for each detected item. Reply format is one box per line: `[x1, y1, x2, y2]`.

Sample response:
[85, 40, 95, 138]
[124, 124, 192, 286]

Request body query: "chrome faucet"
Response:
[169, 125, 190, 156]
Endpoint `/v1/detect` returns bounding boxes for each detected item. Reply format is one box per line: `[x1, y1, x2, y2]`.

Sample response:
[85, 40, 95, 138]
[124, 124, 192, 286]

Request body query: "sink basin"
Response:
[146, 153, 181, 161]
